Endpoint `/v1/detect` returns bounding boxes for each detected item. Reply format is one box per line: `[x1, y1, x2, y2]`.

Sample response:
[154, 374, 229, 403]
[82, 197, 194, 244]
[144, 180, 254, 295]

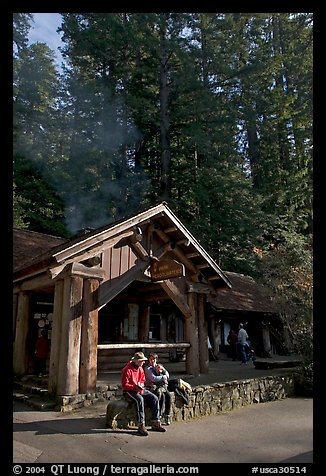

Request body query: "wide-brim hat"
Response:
[131, 351, 147, 361]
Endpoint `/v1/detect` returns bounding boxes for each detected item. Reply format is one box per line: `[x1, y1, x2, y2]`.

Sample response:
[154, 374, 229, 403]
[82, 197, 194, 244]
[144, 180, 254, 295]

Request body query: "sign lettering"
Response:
[150, 259, 185, 281]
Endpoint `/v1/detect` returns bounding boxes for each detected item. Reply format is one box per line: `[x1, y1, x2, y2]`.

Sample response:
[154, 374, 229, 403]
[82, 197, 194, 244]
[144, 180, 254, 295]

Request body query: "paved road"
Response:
[13, 396, 313, 464]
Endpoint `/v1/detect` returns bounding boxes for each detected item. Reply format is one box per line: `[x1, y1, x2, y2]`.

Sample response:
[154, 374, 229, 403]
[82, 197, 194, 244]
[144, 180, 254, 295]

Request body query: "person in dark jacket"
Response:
[121, 351, 166, 436]
[34, 329, 49, 377]
[227, 329, 238, 361]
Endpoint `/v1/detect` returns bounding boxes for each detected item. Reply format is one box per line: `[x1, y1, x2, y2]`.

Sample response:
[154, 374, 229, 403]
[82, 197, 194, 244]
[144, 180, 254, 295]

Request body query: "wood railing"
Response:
[97, 342, 190, 349]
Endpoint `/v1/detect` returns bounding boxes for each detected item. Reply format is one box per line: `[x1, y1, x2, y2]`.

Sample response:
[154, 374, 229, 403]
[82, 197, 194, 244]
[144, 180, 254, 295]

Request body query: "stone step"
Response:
[13, 378, 58, 411]
[13, 378, 116, 412]
[14, 380, 51, 397]
[13, 391, 57, 410]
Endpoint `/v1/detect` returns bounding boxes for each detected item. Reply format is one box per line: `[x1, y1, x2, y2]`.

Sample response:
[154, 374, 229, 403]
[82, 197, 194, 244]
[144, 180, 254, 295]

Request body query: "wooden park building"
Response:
[13, 202, 282, 399]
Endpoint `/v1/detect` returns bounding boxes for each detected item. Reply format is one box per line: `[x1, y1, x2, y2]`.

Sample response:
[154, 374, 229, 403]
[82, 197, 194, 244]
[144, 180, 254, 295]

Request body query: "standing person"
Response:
[121, 351, 166, 436]
[145, 353, 172, 425]
[238, 323, 249, 365]
[34, 329, 49, 377]
[227, 329, 238, 361]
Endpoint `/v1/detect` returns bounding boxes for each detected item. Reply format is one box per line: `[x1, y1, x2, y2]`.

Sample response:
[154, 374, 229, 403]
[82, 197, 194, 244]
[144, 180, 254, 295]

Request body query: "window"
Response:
[149, 313, 161, 340]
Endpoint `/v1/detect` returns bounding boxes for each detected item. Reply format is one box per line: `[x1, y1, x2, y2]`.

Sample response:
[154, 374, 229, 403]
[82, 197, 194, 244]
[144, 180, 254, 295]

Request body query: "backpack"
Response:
[167, 378, 192, 405]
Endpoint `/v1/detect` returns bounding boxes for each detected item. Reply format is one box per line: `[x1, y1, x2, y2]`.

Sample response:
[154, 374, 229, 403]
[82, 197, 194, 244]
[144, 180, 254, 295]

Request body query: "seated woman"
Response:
[144, 353, 172, 425]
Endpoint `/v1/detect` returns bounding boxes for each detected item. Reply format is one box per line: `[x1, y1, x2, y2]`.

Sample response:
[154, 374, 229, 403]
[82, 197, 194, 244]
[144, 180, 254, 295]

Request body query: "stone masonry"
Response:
[105, 375, 295, 429]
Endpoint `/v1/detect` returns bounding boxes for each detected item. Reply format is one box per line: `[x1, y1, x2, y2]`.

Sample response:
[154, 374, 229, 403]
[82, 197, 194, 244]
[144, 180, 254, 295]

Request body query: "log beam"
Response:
[49, 262, 106, 281]
[186, 282, 211, 294]
[13, 273, 54, 292]
[159, 279, 193, 320]
[98, 259, 150, 309]
[154, 228, 207, 279]
[97, 342, 190, 349]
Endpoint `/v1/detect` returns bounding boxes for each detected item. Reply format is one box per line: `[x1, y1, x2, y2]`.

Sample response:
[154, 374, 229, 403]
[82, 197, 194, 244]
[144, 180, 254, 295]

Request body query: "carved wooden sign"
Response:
[150, 258, 185, 281]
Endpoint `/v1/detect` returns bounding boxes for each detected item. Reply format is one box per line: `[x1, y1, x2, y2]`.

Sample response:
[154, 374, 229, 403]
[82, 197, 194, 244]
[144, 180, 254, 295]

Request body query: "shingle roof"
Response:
[13, 228, 67, 272]
[208, 271, 278, 314]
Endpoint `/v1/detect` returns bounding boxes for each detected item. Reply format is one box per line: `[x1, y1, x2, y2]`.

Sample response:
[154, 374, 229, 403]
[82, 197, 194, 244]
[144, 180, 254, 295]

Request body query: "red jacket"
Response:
[227, 331, 238, 346]
[35, 336, 49, 359]
[121, 360, 145, 394]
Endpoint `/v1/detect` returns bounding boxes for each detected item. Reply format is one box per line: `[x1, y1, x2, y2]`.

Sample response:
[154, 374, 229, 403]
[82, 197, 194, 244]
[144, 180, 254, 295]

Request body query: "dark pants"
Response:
[123, 389, 160, 425]
[230, 344, 237, 360]
[238, 343, 247, 364]
[156, 387, 172, 416]
[35, 357, 46, 375]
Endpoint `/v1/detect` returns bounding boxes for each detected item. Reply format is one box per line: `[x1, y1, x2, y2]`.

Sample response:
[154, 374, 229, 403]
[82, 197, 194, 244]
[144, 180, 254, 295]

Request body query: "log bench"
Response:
[254, 359, 302, 370]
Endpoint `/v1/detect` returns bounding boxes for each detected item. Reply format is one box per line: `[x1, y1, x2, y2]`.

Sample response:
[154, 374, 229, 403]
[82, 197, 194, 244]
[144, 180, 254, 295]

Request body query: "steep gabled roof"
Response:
[13, 202, 232, 289]
[208, 271, 278, 314]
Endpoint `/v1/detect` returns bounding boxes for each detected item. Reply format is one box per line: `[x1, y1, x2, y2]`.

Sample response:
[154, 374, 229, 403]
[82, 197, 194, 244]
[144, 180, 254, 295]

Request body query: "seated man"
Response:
[144, 353, 172, 425]
[121, 351, 166, 436]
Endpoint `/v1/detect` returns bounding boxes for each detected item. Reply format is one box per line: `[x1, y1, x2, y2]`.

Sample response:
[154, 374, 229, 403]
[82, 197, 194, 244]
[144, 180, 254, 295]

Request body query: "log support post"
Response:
[57, 275, 83, 396]
[262, 325, 272, 357]
[13, 293, 18, 342]
[48, 280, 64, 394]
[185, 292, 200, 376]
[13, 291, 31, 376]
[79, 278, 100, 394]
[198, 293, 209, 373]
[49, 264, 103, 397]
[209, 315, 220, 360]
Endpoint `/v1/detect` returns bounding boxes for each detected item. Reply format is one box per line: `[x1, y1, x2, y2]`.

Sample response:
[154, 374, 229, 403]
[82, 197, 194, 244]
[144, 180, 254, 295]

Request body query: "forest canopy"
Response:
[13, 12, 313, 359]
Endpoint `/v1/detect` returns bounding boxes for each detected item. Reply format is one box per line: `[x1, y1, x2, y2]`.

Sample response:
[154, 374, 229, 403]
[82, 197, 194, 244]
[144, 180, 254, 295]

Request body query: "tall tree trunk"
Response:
[159, 14, 171, 200]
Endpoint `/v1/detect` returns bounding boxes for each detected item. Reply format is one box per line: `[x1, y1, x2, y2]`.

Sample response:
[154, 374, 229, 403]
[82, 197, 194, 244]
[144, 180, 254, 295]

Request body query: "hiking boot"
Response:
[165, 415, 171, 425]
[151, 420, 166, 432]
[137, 424, 148, 436]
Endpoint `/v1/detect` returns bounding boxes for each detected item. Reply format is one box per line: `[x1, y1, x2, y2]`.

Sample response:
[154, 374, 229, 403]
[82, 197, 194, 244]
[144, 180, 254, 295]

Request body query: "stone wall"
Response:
[105, 375, 295, 429]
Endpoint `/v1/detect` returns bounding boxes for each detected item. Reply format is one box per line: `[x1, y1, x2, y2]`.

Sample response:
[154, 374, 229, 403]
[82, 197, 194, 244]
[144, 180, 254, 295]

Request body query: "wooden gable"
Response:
[13, 203, 232, 300]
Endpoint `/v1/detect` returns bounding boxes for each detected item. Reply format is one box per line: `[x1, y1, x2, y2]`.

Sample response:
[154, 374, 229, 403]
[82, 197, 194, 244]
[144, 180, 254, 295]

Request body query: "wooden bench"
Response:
[254, 359, 302, 370]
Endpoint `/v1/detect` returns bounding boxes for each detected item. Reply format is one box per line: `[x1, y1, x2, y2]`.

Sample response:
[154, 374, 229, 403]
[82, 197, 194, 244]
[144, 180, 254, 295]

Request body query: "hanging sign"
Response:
[150, 258, 185, 281]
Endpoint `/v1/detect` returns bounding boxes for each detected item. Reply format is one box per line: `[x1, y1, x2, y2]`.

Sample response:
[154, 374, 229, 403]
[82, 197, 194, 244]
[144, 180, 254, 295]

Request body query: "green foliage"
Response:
[14, 156, 69, 237]
[256, 230, 313, 363]
[13, 183, 29, 229]
[13, 16, 69, 238]
[13, 13, 32, 53]
[13, 13, 313, 359]
[294, 362, 313, 397]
